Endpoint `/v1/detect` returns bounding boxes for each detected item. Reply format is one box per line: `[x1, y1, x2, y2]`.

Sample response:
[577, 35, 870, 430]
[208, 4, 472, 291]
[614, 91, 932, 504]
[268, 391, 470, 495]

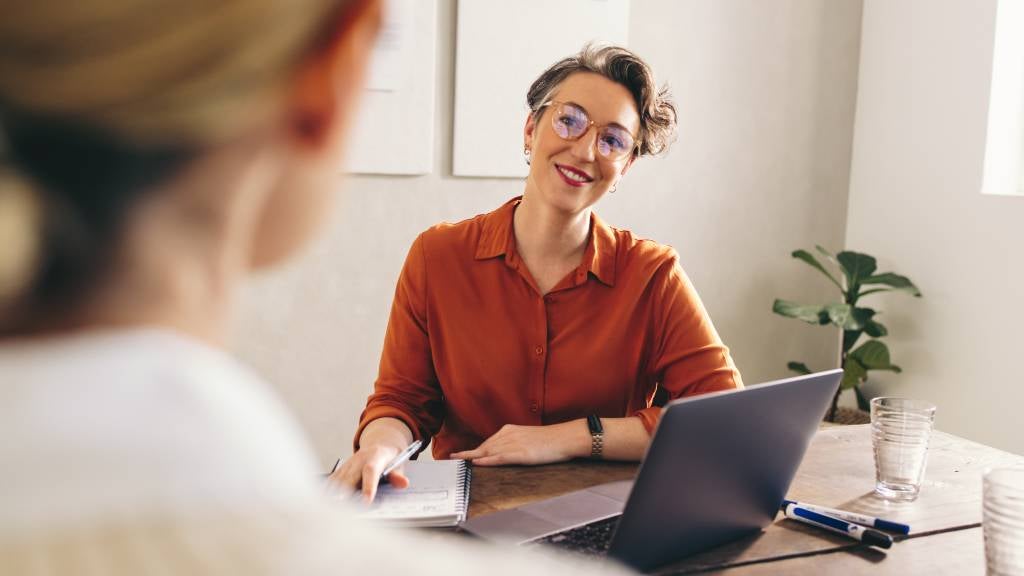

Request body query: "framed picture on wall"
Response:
[452, 0, 630, 178]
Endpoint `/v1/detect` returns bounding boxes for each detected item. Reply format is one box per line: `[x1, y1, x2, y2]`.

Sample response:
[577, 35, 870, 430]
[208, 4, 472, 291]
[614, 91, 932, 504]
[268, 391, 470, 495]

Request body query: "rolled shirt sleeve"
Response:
[632, 253, 743, 434]
[354, 234, 445, 450]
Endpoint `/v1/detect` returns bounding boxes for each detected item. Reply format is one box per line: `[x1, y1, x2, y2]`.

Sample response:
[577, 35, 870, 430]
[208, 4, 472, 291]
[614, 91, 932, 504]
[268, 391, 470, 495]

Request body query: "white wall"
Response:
[848, 0, 1024, 454]
[231, 0, 864, 468]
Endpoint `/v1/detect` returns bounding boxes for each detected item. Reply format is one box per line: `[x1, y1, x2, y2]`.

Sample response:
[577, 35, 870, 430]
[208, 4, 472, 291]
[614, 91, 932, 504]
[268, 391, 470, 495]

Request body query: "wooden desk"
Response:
[466, 425, 1023, 574]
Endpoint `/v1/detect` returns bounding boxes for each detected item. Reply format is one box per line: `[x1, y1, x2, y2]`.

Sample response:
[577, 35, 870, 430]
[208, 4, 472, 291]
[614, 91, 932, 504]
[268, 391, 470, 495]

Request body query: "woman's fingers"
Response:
[328, 447, 404, 502]
[328, 460, 357, 489]
[361, 460, 385, 502]
[454, 439, 526, 466]
[471, 454, 510, 466]
[450, 447, 484, 460]
[385, 468, 410, 488]
[451, 437, 498, 460]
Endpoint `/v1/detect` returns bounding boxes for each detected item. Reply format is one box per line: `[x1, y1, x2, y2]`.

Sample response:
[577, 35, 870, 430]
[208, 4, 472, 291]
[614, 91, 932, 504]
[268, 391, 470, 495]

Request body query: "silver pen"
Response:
[378, 439, 423, 482]
[330, 439, 423, 484]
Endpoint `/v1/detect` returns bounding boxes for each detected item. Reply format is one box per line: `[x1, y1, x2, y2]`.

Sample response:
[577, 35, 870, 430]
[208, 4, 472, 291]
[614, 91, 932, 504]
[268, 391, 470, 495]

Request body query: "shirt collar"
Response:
[585, 210, 617, 287]
[475, 196, 617, 287]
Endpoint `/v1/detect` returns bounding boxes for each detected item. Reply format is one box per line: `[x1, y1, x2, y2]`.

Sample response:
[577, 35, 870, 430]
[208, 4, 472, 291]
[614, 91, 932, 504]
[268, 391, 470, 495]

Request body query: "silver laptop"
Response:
[461, 370, 842, 572]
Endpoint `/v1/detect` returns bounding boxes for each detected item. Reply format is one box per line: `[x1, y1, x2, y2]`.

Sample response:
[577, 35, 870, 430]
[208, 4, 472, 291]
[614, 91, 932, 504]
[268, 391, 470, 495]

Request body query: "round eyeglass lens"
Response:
[551, 103, 590, 139]
[597, 125, 634, 159]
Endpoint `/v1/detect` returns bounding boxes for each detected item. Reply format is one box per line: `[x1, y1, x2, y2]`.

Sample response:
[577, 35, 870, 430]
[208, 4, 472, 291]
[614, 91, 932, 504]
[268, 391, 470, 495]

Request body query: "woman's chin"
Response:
[547, 185, 599, 213]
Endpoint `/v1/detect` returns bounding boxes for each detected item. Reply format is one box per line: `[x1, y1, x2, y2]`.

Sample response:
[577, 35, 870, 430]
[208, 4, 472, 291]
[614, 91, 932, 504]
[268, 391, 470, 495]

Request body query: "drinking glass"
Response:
[870, 397, 936, 501]
[983, 467, 1024, 575]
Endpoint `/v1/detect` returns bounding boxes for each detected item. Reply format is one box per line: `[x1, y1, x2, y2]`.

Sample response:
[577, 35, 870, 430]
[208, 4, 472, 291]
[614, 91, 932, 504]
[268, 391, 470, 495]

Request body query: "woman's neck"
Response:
[513, 192, 591, 265]
[48, 141, 278, 347]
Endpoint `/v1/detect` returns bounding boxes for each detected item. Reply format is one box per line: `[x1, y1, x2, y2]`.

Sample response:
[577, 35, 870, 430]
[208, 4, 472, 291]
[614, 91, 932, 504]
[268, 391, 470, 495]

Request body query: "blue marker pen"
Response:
[781, 501, 893, 549]
[782, 499, 911, 535]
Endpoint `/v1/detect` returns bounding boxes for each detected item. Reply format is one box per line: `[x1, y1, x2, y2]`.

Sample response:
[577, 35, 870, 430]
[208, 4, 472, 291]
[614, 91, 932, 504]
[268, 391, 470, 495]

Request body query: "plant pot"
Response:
[831, 406, 870, 425]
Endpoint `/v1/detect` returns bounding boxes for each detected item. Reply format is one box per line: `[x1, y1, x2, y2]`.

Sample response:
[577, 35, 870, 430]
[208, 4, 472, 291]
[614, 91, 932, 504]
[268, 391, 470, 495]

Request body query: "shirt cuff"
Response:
[632, 407, 663, 435]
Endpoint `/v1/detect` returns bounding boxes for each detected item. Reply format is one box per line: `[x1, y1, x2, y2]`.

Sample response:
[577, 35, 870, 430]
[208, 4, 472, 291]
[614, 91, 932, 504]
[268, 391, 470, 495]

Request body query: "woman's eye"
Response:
[559, 115, 582, 129]
[602, 135, 625, 150]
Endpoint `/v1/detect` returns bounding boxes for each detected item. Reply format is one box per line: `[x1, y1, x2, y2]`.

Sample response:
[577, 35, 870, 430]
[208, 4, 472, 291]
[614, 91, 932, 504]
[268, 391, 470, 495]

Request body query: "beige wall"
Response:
[231, 0, 864, 468]
[847, 0, 1024, 454]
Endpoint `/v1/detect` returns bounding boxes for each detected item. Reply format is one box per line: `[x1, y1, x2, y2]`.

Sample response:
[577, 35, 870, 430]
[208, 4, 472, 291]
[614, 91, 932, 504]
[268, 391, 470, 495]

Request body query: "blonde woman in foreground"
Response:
[0, 1, 626, 574]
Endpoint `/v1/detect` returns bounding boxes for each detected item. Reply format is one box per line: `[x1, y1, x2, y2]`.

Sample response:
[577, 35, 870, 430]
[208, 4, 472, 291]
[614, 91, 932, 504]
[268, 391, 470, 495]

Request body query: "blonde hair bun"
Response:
[0, 167, 40, 306]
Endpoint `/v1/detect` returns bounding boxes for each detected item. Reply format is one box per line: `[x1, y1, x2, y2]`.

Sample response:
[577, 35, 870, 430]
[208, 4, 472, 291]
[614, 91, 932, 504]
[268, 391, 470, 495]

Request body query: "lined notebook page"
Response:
[358, 460, 471, 527]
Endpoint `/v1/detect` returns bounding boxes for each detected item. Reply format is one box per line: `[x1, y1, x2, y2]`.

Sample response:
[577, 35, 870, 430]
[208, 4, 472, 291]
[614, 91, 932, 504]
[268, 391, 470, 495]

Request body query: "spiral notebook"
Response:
[358, 459, 472, 528]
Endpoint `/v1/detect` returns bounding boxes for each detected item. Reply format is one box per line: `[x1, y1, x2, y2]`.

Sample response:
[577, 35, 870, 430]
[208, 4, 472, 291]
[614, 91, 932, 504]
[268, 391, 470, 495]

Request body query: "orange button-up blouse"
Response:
[356, 198, 743, 459]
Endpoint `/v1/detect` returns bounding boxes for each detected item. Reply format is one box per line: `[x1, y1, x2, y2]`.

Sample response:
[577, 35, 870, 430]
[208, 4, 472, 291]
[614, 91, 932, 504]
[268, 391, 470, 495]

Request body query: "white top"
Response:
[0, 329, 624, 575]
[0, 329, 321, 536]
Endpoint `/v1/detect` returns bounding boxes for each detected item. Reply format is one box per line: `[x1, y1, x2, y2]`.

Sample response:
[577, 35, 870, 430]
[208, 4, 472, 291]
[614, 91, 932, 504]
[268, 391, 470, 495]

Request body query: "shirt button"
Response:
[535, 345, 544, 356]
[530, 402, 539, 413]
[544, 295, 554, 303]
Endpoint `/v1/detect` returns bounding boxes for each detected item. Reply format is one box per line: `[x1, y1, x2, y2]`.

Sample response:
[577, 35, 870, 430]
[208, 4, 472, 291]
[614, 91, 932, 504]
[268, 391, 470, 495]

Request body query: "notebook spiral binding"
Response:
[455, 460, 473, 523]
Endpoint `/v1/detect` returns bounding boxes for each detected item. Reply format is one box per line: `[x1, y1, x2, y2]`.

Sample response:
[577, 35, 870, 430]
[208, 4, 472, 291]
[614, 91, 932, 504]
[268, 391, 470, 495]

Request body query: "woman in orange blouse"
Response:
[332, 45, 743, 500]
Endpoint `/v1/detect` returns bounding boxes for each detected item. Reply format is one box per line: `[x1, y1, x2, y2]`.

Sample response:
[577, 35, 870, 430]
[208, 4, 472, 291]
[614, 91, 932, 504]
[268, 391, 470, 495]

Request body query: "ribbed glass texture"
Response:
[984, 467, 1024, 575]
[870, 397, 936, 501]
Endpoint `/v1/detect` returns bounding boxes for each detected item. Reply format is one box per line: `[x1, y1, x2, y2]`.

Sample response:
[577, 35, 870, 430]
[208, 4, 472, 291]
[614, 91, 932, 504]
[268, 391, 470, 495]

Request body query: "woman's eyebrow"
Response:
[561, 100, 590, 116]
[565, 100, 637, 133]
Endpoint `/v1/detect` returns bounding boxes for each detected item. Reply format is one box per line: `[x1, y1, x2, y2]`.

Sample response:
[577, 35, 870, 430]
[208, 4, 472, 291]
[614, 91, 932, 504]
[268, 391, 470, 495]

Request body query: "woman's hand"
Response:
[450, 420, 590, 466]
[327, 417, 413, 502]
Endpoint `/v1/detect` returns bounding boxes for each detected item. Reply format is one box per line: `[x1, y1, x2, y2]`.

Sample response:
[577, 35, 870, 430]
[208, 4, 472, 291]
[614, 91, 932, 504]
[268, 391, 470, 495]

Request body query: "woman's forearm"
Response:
[596, 416, 651, 461]
[554, 416, 651, 461]
[574, 416, 649, 461]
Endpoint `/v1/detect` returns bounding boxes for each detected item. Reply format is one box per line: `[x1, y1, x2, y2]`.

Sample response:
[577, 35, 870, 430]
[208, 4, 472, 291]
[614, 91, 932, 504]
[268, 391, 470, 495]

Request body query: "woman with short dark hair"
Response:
[336, 44, 743, 500]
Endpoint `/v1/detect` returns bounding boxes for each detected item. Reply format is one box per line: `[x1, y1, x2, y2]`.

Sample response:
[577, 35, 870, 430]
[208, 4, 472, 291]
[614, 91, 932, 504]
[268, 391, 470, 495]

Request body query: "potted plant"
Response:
[772, 246, 922, 422]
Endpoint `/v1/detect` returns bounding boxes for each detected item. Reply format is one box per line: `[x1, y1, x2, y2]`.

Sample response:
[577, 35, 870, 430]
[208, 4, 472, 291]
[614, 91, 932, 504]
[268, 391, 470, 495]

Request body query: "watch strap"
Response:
[587, 414, 604, 459]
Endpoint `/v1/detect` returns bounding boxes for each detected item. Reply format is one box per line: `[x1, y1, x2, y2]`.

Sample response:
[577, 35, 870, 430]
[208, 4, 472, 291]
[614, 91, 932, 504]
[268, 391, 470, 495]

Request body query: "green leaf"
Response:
[773, 299, 830, 325]
[864, 319, 888, 337]
[842, 329, 863, 354]
[862, 273, 922, 297]
[824, 303, 852, 327]
[819, 305, 875, 331]
[850, 340, 900, 370]
[792, 250, 844, 292]
[787, 361, 812, 375]
[847, 307, 876, 331]
[837, 251, 878, 297]
[814, 245, 838, 265]
[841, 357, 867, 390]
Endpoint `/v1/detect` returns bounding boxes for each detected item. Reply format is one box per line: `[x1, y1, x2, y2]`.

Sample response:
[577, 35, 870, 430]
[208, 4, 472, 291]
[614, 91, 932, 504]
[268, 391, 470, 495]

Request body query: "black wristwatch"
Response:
[587, 414, 604, 459]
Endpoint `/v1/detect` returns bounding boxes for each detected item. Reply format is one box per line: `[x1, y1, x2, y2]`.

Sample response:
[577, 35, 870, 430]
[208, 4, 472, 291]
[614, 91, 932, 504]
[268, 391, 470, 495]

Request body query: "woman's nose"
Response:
[569, 126, 598, 162]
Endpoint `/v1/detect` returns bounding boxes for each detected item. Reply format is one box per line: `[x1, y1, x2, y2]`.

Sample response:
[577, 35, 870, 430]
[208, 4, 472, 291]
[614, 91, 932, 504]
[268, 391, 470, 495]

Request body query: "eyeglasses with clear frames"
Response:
[538, 100, 638, 161]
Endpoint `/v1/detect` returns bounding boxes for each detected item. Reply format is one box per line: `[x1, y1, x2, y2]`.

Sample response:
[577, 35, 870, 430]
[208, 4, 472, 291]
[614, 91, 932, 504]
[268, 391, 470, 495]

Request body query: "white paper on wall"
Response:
[453, 0, 630, 178]
[345, 0, 436, 175]
[365, 0, 415, 92]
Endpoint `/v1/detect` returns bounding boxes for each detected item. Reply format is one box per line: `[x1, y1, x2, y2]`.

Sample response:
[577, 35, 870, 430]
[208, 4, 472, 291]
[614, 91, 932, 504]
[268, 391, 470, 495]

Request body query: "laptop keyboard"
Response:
[533, 515, 620, 556]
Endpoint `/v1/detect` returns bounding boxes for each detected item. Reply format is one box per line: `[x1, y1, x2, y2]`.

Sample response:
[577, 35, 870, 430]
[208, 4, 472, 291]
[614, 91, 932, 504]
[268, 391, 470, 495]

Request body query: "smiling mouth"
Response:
[555, 163, 594, 185]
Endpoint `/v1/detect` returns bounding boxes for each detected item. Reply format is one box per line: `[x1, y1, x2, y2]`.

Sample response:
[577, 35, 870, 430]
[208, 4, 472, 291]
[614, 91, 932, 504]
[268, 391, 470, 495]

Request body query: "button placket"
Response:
[530, 294, 548, 423]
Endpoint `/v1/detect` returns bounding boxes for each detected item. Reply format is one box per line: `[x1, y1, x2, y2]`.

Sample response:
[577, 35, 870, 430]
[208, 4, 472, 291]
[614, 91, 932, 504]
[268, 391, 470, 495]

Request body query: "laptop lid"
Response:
[607, 369, 842, 571]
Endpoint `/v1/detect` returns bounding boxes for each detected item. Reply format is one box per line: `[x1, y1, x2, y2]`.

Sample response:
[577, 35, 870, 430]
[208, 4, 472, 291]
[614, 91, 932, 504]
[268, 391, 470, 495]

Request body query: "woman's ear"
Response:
[620, 154, 636, 177]
[287, 0, 383, 148]
[523, 113, 538, 150]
